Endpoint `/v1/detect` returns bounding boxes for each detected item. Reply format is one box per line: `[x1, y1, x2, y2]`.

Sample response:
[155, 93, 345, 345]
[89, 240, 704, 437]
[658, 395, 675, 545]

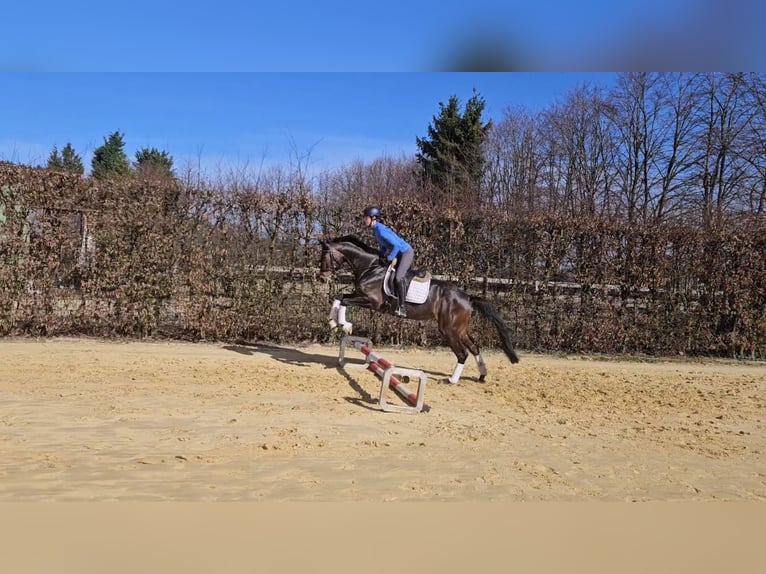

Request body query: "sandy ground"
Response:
[0, 337, 764, 501]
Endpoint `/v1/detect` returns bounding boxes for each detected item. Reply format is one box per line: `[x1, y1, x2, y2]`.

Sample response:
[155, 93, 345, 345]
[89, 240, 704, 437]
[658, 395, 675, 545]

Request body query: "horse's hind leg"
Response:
[462, 333, 488, 382]
[442, 328, 470, 384]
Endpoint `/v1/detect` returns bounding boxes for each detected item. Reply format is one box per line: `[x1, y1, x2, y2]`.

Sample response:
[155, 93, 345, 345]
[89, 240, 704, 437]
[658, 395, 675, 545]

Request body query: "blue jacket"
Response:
[373, 222, 412, 262]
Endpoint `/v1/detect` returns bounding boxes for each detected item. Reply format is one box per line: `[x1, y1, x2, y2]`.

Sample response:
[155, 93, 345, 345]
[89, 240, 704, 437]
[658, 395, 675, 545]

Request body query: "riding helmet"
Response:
[363, 206, 381, 218]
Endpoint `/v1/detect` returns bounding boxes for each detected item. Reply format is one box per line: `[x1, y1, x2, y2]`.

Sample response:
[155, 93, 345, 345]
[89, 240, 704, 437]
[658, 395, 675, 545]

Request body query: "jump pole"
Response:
[339, 335, 429, 414]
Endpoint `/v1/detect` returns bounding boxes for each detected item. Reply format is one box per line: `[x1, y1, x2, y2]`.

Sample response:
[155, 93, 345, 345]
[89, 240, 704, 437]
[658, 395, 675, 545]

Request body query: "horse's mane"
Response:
[330, 235, 379, 255]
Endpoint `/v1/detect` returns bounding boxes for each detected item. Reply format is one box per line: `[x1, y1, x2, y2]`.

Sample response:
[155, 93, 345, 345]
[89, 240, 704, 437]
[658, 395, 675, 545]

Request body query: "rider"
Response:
[362, 206, 413, 317]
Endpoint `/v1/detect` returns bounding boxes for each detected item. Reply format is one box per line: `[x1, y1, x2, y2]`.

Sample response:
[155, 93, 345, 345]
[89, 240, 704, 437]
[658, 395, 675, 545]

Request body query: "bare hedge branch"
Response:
[2, 163, 764, 358]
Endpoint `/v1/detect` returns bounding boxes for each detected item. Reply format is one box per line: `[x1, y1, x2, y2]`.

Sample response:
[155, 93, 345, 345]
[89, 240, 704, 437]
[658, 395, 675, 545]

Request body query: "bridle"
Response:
[320, 242, 342, 276]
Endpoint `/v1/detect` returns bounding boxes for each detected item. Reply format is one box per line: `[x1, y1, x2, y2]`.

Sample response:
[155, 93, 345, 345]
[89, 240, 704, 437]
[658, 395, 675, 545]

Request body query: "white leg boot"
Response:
[328, 299, 341, 328]
[447, 362, 465, 384]
[338, 305, 353, 334]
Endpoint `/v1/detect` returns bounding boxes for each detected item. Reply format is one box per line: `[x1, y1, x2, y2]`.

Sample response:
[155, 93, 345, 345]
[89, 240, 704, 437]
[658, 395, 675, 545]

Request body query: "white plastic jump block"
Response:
[339, 335, 429, 414]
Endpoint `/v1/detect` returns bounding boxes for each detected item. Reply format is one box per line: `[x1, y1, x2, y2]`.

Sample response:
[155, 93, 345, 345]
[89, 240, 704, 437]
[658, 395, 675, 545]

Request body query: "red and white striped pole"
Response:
[338, 335, 429, 413]
[357, 342, 425, 409]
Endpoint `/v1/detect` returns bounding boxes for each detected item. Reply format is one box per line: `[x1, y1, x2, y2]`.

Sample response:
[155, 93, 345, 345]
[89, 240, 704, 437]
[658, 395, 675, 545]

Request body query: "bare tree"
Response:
[741, 73, 766, 217]
[538, 85, 617, 218]
[484, 106, 541, 213]
[314, 157, 419, 236]
[649, 73, 703, 222]
[694, 73, 754, 227]
[607, 72, 665, 223]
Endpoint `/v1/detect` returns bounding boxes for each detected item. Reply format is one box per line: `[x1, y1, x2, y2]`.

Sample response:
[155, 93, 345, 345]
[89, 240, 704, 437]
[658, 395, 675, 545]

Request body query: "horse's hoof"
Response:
[341, 323, 353, 334]
[440, 378, 458, 385]
[328, 320, 337, 329]
[478, 374, 486, 383]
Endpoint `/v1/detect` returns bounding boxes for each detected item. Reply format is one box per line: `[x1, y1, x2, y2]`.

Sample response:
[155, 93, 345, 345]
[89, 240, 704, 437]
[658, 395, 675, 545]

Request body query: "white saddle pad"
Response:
[383, 265, 430, 304]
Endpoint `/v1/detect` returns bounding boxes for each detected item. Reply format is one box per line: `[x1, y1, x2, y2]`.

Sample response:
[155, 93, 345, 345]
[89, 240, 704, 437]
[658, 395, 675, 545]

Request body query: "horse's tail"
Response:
[470, 296, 520, 364]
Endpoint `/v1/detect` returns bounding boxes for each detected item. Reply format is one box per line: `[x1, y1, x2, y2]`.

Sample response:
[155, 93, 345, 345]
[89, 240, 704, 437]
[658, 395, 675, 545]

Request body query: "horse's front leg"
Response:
[328, 299, 341, 328]
[329, 294, 376, 335]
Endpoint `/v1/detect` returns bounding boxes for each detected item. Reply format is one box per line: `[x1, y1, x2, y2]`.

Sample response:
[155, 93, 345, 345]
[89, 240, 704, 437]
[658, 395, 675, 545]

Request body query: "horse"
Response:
[318, 235, 519, 384]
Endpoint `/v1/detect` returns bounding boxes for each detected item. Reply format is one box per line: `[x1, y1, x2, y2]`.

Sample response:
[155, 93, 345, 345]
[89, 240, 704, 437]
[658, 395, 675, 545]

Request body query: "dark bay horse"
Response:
[318, 235, 519, 384]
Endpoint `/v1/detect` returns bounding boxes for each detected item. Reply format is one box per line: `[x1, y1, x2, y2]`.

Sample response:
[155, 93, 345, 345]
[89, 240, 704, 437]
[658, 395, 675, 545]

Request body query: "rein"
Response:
[321, 239, 381, 278]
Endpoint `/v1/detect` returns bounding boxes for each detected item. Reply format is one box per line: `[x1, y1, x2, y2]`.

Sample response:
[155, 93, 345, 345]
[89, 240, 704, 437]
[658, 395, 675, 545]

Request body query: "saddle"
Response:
[383, 265, 431, 304]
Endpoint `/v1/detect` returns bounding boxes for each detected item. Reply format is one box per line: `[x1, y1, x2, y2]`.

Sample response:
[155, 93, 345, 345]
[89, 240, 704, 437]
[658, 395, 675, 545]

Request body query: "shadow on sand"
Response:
[223, 340, 340, 368]
[223, 340, 382, 411]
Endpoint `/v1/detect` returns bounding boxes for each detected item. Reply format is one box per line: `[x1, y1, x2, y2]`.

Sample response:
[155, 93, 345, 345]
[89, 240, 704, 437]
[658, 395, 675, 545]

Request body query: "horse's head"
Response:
[317, 239, 343, 282]
[318, 235, 378, 281]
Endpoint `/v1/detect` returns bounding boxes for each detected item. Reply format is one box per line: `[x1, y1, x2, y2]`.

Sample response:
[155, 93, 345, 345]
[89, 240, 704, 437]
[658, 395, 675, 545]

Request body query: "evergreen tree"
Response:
[91, 131, 131, 180]
[47, 143, 84, 175]
[62, 143, 85, 175]
[416, 90, 492, 204]
[133, 147, 175, 179]
[47, 146, 64, 171]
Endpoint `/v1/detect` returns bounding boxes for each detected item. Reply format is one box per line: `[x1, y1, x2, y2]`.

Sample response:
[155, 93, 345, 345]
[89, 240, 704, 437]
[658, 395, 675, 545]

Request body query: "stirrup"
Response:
[395, 305, 407, 317]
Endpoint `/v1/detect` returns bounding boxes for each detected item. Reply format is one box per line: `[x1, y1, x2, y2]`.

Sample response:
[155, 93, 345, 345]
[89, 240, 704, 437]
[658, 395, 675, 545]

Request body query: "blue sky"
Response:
[2, 1, 763, 72]
[0, 73, 617, 177]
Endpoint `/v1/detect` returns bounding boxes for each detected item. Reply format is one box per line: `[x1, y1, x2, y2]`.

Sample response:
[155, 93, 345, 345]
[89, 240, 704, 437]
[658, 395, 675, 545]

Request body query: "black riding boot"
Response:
[395, 278, 407, 317]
